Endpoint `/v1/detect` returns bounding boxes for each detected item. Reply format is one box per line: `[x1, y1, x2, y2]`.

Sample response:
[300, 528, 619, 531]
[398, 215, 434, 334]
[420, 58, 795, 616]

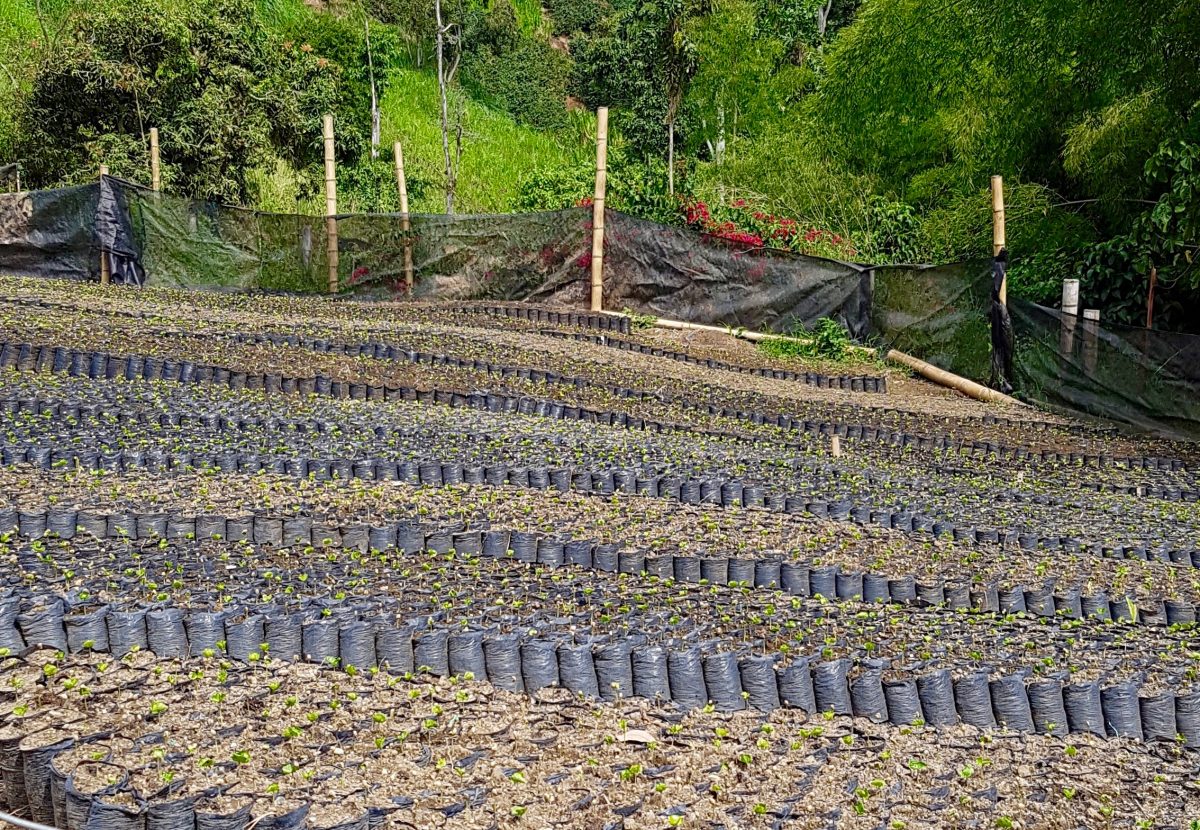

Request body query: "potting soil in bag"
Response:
[701, 651, 745, 711]
[883, 679, 923, 725]
[21, 733, 74, 824]
[812, 659, 852, 715]
[252, 802, 309, 830]
[264, 613, 303, 662]
[448, 630, 487, 678]
[989, 673, 1035, 732]
[413, 628, 450, 675]
[339, 620, 378, 670]
[195, 800, 252, 830]
[224, 614, 266, 662]
[65, 605, 111, 653]
[594, 640, 634, 700]
[777, 659, 816, 713]
[916, 670, 957, 726]
[1140, 692, 1178, 742]
[631, 645, 670, 701]
[146, 791, 197, 830]
[184, 611, 226, 656]
[376, 624, 415, 674]
[953, 672, 997, 728]
[106, 609, 148, 656]
[666, 646, 707, 710]
[1063, 681, 1105, 736]
[1101, 680, 1144, 739]
[556, 642, 600, 698]
[1175, 690, 1200, 747]
[0, 593, 24, 651]
[483, 634, 523, 692]
[520, 639, 560, 692]
[738, 655, 780, 712]
[85, 791, 147, 830]
[146, 608, 188, 658]
[302, 618, 341, 665]
[850, 664, 889, 723]
[1026, 679, 1069, 736]
[18, 597, 68, 650]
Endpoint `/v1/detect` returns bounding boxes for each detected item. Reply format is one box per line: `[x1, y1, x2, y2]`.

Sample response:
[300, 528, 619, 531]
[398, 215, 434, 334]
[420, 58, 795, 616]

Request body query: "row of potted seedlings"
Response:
[1, 535, 1199, 745]
[4, 647, 1191, 830]
[0, 366, 1196, 562]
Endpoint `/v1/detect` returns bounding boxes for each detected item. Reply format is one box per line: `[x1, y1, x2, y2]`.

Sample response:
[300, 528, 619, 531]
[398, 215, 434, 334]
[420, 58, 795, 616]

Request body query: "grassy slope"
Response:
[380, 68, 574, 214]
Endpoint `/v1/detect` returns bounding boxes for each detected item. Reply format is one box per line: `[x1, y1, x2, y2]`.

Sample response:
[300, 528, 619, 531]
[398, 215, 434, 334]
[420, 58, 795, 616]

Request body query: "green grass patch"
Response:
[379, 68, 573, 213]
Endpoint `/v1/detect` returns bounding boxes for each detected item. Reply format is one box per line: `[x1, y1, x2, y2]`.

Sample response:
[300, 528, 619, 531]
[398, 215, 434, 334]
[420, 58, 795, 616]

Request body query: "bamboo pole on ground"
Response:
[98, 164, 110, 286]
[641, 315, 1025, 406]
[149, 127, 161, 193]
[323, 115, 339, 294]
[393, 141, 414, 294]
[590, 107, 609, 312]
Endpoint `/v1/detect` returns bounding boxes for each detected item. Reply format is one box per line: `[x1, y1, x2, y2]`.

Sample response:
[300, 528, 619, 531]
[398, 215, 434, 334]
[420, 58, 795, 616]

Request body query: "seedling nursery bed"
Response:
[0, 275, 1198, 828]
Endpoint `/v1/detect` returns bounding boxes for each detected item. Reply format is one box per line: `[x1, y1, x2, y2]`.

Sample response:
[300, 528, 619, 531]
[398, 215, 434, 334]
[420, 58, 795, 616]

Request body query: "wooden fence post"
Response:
[991, 175, 1006, 306]
[590, 107, 609, 312]
[1146, 265, 1157, 329]
[393, 141, 414, 294]
[149, 127, 161, 193]
[99, 164, 110, 286]
[323, 114, 339, 294]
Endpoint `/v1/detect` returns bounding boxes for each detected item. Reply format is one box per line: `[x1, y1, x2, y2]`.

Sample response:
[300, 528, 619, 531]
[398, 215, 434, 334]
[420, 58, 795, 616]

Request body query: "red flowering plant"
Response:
[682, 198, 858, 260]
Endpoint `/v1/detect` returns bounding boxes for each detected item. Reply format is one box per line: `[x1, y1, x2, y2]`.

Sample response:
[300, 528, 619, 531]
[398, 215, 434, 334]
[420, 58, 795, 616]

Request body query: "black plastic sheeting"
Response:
[0, 177, 925, 343]
[10, 178, 1200, 438]
[1011, 299, 1200, 441]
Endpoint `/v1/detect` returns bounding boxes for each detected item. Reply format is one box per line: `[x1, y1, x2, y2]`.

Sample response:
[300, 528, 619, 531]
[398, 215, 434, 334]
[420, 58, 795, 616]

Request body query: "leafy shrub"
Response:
[758, 317, 852, 361]
[516, 149, 679, 225]
[459, 0, 571, 130]
[545, 0, 607, 35]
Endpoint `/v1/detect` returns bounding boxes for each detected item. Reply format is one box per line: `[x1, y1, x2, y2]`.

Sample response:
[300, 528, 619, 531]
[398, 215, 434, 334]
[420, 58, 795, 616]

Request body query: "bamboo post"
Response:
[98, 164, 110, 286]
[393, 141, 414, 294]
[991, 175, 1006, 306]
[323, 115, 339, 294]
[590, 107, 609, 312]
[149, 127, 161, 193]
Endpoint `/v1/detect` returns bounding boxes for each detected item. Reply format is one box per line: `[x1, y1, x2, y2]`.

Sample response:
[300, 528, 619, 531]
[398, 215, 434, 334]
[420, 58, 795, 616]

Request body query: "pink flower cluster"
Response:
[681, 199, 857, 258]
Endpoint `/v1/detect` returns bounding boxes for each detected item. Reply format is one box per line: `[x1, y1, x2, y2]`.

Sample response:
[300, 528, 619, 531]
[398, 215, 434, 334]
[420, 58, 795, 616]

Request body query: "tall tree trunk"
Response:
[435, 0, 456, 214]
[366, 18, 379, 160]
[668, 120, 675, 197]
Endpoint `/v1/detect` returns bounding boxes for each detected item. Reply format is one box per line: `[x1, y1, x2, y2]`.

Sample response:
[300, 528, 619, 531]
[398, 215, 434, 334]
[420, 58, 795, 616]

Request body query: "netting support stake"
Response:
[991, 175, 1006, 307]
[150, 127, 161, 193]
[1082, 308, 1099, 374]
[590, 106, 609, 312]
[1146, 264, 1157, 329]
[1060, 278, 1079, 356]
[394, 141, 414, 294]
[99, 164, 110, 286]
[324, 114, 339, 294]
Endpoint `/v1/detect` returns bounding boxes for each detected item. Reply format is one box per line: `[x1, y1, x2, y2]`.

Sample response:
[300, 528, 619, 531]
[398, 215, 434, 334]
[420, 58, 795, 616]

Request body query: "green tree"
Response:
[13, 0, 347, 202]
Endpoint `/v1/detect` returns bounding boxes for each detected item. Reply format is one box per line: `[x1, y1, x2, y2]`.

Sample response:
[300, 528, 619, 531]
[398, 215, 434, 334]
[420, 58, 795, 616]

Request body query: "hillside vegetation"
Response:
[0, 0, 1197, 328]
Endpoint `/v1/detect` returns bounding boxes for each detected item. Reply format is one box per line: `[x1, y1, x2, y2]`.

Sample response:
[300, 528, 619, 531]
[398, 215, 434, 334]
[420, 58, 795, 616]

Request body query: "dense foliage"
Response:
[1, 0, 1197, 328]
